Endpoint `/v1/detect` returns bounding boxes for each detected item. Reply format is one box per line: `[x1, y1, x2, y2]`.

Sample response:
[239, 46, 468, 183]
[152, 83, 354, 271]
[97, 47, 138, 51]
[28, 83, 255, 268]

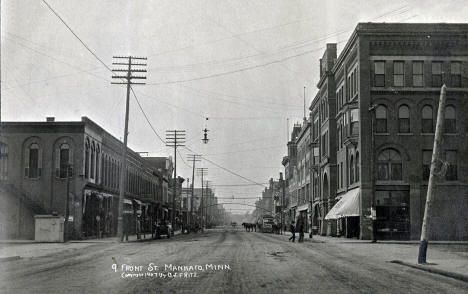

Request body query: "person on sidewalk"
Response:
[288, 220, 296, 242]
[298, 217, 304, 243]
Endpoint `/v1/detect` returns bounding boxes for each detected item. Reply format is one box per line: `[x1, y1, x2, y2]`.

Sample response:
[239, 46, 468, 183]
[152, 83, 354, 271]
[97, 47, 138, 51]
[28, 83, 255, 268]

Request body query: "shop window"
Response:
[412, 61, 424, 87]
[432, 62, 443, 87]
[398, 105, 410, 133]
[377, 148, 402, 181]
[0, 142, 8, 181]
[375, 105, 388, 133]
[422, 150, 432, 181]
[421, 105, 434, 133]
[450, 62, 461, 88]
[444, 106, 456, 133]
[25, 143, 41, 178]
[374, 61, 385, 87]
[445, 150, 457, 181]
[393, 61, 404, 87]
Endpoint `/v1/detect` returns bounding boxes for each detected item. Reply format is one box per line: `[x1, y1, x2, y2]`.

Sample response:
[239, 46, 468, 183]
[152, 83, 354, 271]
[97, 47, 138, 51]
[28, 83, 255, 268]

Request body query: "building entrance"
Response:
[375, 190, 410, 240]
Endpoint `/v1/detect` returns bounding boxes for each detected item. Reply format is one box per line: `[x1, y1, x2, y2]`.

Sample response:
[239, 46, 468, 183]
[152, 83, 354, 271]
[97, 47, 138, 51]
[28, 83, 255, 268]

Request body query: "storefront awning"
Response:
[325, 188, 360, 220]
[297, 204, 309, 212]
[133, 199, 143, 205]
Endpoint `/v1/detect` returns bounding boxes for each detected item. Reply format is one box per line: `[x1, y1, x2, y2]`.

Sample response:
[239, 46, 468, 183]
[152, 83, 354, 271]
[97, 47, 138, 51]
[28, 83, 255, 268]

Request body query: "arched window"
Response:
[398, 105, 410, 133]
[90, 142, 95, 179]
[349, 155, 354, 184]
[445, 106, 456, 133]
[377, 148, 402, 181]
[355, 152, 360, 182]
[84, 139, 90, 178]
[58, 143, 71, 179]
[422, 105, 434, 133]
[25, 143, 41, 178]
[95, 145, 100, 183]
[375, 105, 387, 133]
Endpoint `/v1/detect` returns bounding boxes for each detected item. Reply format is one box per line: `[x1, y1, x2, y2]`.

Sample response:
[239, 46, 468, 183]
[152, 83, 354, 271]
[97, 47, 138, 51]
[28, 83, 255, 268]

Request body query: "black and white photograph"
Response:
[1, 0, 468, 293]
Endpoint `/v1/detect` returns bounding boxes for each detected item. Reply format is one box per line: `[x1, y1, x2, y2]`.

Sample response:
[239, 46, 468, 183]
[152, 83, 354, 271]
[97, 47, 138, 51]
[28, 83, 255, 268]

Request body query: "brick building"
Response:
[0, 117, 172, 239]
[286, 23, 468, 240]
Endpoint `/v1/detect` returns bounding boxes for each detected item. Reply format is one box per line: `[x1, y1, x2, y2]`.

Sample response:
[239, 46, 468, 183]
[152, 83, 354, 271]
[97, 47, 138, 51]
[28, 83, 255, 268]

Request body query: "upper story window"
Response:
[374, 61, 385, 87]
[350, 108, 359, 136]
[377, 148, 402, 181]
[393, 61, 404, 87]
[90, 142, 96, 179]
[375, 105, 388, 133]
[444, 105, 456, 133]
[422, 150, 432, 181]
[398, 105, 410, 133]
[412, 61, 424, 87]
[450, 62, 461, 88]
[95, 145, 100, 183]
[321, 131, 328, 157]
[421, 105, 434, 133]
[445, 150, 457, 181]
[432, 62, 443, 87]
[349, 155, 355, 184]
[84, 139, 90, 178]
[57, 143, 73, 179]
[25, 143, 41, 179]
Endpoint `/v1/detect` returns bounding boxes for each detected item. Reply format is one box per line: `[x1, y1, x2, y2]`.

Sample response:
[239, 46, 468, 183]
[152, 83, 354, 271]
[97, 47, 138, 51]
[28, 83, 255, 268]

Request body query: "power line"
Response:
[41, 0, 112, 72]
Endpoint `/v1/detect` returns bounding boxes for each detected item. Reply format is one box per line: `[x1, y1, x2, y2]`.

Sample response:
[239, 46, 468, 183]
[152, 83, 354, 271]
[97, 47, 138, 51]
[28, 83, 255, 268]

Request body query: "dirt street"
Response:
[1, 229, 467, 293]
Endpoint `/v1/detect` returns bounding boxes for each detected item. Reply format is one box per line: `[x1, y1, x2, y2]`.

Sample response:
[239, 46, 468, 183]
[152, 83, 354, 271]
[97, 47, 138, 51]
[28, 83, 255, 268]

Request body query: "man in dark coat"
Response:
[288, 220, 296, 242]
[298, 217, 305, 243]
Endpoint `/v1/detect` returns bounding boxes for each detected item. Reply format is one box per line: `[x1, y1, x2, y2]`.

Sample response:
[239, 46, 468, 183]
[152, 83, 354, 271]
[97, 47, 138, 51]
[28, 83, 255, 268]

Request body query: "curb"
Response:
[389, 260, 468, 283]
[0, 256, 21, 262]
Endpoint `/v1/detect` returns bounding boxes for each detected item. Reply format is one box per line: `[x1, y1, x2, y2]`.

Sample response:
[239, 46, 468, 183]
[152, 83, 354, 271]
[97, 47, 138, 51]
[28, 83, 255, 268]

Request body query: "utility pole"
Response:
[418, 85, 447, 264]
[369, 103, 377, 243]
[196, 168, 208, 229]
[111, 55, 147, 242]
[187, 154, 201, 231]
[205, 180, 212, 226]
[166, 130, 186, 234]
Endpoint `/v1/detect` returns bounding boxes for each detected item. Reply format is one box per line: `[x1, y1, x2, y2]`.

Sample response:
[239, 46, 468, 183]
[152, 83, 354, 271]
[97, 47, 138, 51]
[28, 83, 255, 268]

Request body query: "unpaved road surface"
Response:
[1, 229, 467, 293]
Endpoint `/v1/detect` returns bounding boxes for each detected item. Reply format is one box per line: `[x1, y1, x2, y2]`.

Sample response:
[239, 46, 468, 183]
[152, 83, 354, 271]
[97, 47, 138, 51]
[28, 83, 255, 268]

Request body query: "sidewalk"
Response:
[279, 231, 468, 282]
[0, 230, 184, 261]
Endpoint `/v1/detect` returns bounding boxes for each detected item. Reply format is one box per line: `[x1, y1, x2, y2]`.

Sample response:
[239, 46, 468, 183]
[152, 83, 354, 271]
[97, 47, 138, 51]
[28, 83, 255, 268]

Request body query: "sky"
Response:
[2, 0, 468, 215]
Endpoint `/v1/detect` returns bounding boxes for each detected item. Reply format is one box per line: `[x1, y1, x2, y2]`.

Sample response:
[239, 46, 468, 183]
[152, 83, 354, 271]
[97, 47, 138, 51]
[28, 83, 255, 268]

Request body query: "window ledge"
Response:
[421, 133, 434, 136]
[24, 177, 41, 181]
[397, 133, 414, 136]
[443, 133, 459, 136]
[375, 133, 390, 136]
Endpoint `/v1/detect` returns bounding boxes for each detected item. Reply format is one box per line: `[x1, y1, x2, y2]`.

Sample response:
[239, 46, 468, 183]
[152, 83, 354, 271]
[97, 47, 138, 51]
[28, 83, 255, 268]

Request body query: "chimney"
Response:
[46, 117, 55, 122]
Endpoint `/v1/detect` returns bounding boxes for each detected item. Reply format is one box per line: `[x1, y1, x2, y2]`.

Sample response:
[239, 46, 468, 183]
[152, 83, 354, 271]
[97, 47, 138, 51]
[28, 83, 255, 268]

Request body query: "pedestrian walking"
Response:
[288, 220, 296, 242]
[298, 217, 304, 243]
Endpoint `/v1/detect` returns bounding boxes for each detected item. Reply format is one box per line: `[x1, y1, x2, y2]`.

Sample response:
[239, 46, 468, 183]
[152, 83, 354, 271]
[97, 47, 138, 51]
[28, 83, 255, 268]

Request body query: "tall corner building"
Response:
[310, 23, 468, 240]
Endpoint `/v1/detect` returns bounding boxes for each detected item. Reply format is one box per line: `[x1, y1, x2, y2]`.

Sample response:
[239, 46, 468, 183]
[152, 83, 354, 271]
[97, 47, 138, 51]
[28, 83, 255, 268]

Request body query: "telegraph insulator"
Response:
[202, 128, 209, 144]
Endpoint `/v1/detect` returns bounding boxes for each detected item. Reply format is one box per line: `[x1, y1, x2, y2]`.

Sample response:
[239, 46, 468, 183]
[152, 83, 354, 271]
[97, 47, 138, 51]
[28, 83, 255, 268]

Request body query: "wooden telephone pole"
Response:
[187, 154, 201, 230]
[418, 85, 447, 263]
[196, 168, 208, 229]
[111, 56, 147, 242]
[166, 130, 186, 233]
